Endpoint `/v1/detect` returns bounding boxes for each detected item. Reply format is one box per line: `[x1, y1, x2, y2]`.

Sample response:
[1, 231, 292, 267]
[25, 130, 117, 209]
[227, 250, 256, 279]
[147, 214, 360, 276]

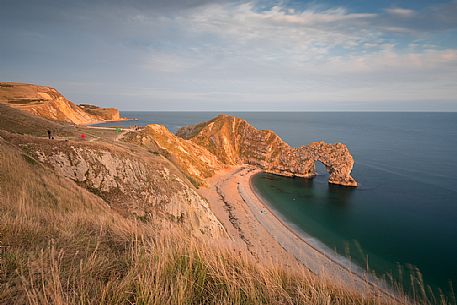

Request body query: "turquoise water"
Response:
[97, 112, 457, 296]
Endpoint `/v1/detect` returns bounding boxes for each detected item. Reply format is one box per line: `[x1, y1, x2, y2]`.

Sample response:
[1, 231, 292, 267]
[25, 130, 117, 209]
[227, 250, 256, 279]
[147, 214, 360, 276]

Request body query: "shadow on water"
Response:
[328, 184, 355, 207]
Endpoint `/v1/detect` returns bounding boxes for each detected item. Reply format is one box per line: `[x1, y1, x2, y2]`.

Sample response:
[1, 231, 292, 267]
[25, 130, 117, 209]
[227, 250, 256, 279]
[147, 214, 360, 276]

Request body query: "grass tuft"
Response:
[0, 142, 453, 305]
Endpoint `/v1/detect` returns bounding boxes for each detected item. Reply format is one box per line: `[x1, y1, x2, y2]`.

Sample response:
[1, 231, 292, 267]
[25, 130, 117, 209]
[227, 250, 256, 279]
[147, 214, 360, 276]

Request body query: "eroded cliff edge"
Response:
[1, 131, 225, 238]
[176, 114, 357, 187]
[0, 82, 124, 124]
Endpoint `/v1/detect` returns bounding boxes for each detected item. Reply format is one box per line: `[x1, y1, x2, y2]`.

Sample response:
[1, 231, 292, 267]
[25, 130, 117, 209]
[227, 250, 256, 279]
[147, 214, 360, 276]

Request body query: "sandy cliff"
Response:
[177, 114, 357, 187]
[0, 82, 122, 124]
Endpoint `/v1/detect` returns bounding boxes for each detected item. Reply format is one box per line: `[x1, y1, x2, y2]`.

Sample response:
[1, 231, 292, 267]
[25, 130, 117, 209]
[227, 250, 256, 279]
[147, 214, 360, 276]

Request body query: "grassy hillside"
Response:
[0, 106, 450, 305]
[0, 104, 71, 137]
[0, 138, 413, 305]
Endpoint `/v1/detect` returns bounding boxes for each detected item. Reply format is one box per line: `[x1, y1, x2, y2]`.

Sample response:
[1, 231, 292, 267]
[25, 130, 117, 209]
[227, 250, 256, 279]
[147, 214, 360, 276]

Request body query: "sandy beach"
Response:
[199, 165, 399, 300]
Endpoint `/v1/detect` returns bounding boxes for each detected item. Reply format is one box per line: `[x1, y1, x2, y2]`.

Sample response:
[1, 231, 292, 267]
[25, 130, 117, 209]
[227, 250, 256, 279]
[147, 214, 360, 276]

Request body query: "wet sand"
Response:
[199, 165, 400, 300]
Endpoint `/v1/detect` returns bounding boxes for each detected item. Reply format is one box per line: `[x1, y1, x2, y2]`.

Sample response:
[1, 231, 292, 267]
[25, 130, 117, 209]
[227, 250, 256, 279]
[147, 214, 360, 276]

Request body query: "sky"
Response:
[1, 0, 456, 111]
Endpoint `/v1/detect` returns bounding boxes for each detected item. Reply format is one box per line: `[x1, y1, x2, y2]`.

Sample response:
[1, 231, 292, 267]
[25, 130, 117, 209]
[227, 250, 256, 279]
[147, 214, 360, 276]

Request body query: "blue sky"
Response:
[1, 0, 456, 111]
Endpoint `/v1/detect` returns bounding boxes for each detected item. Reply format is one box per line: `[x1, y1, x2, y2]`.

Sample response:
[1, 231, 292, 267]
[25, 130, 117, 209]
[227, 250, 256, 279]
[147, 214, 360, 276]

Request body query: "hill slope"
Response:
[0, 82, 123, 124]
[0, 132, 404, 305]
[122, 124, 224, 186]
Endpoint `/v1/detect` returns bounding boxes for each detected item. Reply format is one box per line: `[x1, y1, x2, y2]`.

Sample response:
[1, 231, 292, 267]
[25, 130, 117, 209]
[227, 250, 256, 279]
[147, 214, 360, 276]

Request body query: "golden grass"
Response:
[0, 141, 452, 305]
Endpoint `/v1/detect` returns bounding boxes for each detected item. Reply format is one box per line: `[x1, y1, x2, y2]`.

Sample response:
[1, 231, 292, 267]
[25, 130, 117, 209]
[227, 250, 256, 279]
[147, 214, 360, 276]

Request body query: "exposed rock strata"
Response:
[177, 115, 357, 187]
[122, 124, 224, 186]
[0, 82, 123, 124]
[1, 132, 225, 238]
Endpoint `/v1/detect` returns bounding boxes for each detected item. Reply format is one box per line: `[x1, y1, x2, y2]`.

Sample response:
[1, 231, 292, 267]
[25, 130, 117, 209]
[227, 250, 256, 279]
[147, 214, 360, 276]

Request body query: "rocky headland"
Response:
[176, 114, 357, 187]
[0, 82, 124, 124]
[122, 115, 357, 188]
[79, 103, 122, 121]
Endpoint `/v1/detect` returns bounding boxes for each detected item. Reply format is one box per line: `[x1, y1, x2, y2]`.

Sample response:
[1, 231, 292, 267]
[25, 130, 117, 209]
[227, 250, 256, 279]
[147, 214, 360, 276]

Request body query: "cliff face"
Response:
[1, 132, 225, 238]
[177, 115, 357, 187]
[79, 104, 121, 121]
[122, 124, 224, 186]
[0, 83, 122, 124]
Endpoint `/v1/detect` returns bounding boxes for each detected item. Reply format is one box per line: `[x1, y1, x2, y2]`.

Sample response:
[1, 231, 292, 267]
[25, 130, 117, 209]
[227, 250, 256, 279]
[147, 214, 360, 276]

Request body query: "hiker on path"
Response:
[47, 130, 52, 139]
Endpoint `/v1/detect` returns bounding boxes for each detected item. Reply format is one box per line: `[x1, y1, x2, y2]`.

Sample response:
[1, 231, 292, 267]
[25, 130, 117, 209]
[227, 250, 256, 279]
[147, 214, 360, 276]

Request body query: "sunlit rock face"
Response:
[0, 82, 122, 124]
[122, 124, 224, 187]
[2, 132, 225, 238]
[78, 104, 121, 121]
[177, 115, 358, 187]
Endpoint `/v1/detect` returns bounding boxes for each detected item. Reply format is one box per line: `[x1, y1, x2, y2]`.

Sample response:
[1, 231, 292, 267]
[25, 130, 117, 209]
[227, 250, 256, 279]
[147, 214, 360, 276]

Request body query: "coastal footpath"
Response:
[0, 82, 409, 304]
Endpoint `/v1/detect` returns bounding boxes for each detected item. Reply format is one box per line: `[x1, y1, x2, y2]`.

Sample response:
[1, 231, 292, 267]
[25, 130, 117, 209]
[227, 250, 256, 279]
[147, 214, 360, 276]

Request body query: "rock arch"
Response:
[300, 142, 357, 187]
[177, 115, 358, 187]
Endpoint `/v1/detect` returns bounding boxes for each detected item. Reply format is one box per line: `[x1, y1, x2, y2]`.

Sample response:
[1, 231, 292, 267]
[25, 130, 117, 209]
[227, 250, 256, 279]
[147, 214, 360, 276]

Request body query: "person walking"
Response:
[47, 130, 52, 139]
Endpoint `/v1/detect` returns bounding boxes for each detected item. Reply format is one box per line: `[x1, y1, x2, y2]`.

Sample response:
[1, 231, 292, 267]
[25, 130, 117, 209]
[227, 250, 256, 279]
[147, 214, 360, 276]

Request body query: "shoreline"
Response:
[246, 169, 399, 300]
[200, 165, 402, 302]
[247, 171, 364, 278]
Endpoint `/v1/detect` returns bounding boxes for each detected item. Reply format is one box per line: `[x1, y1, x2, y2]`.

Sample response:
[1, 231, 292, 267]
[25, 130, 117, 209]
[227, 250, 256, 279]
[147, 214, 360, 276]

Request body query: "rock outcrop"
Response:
[1, 132, 225, 238]
[122, 124, 224, 186]
[79, 104, 121, 121]
[177, 115, 357, 187]
[0, 82, 123, 124]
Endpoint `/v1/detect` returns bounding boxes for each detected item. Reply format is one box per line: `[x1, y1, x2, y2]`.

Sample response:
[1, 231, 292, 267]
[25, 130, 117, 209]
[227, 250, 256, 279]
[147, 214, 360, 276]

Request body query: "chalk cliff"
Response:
[1, 130, 225, 238]
[177, 115, 357, 187]
[122, 124, 224, 186]
[0, 82, 122, 124]
[79, 104, 121, 121]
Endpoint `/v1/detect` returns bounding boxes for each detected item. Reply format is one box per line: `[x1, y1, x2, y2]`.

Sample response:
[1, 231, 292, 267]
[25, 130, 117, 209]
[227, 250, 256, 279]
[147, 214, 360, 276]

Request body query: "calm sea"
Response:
[96, 112, 457, 295]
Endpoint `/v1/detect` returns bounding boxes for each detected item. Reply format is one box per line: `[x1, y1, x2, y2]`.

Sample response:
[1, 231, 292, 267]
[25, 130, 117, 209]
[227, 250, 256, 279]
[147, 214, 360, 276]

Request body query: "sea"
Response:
[95, 112, 457, 297]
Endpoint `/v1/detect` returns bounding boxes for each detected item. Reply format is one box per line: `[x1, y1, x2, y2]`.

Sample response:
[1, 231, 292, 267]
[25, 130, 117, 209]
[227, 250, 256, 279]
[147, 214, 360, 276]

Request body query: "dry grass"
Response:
[0, 141, 451, 305]
[0, 104, 74, 137]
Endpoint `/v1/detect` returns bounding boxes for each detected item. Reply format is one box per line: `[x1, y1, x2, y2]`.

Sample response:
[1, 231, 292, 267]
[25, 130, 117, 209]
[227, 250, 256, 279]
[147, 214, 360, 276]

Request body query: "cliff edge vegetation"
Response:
[0, 82, 124, 124]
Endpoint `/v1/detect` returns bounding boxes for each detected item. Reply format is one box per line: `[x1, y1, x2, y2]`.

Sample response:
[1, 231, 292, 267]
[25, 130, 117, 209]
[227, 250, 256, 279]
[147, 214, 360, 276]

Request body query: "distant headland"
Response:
[0, 82, 127, 125]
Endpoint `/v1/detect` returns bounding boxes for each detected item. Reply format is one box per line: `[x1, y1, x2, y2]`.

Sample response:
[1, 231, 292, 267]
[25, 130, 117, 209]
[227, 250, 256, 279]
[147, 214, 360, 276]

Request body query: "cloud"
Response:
[385, 7, 415, 18]
[378, 1, 457, 33]
[0, 0, 456, 110]
[257, 6, 376, 25]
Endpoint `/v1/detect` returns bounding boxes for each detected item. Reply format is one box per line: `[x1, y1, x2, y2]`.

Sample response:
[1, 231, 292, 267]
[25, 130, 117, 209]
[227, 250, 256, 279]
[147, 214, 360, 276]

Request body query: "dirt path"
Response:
[79, 125, 134, 143]
[114, 129, 129, 142]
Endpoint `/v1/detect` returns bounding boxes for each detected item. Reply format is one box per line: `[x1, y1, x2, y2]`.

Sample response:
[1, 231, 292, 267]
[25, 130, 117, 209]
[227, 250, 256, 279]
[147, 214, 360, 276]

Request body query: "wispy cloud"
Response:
[1, 0, 456, 110]
[385, 7, 416, 18]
